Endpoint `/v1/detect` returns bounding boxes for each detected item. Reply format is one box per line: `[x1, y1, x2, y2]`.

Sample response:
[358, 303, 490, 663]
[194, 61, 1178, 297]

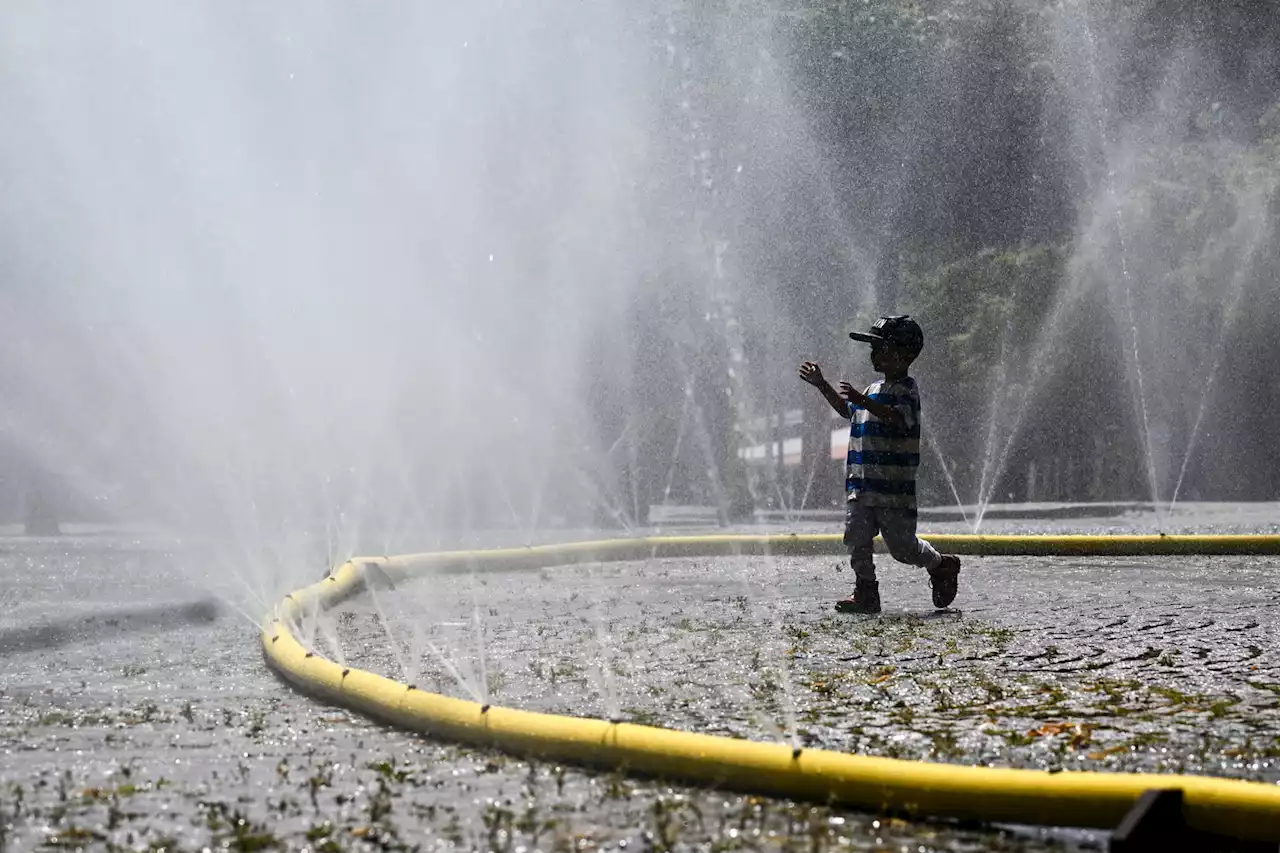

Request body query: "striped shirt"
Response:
[846, 376, 922, 510]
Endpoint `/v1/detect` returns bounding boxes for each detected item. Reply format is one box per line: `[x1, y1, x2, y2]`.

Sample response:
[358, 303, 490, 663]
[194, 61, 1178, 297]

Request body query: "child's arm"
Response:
[838, 382, 908, 430]
[798, 361, 853, 418]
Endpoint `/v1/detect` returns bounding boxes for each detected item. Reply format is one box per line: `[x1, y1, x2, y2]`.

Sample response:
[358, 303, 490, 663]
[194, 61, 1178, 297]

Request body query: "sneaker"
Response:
[929, 555, 961, 608]
[835, 580, 881, 615]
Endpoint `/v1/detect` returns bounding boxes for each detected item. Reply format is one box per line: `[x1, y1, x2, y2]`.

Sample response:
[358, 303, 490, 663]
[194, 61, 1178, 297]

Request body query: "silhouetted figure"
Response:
[799, 316, 961, 615]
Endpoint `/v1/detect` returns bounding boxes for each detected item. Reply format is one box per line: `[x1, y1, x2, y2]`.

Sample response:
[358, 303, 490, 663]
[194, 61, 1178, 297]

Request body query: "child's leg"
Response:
[875, 508, 943, 570]
[842, 499, 879, 581]
[878, 508, 961, 608]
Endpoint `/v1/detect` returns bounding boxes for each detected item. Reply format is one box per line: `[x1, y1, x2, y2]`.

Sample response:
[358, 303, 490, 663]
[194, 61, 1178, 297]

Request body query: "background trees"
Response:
[621, 0, 1280, 512]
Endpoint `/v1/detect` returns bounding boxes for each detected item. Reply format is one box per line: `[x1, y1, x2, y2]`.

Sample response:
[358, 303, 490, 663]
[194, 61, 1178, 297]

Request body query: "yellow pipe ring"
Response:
[263, 534, 1280, 842]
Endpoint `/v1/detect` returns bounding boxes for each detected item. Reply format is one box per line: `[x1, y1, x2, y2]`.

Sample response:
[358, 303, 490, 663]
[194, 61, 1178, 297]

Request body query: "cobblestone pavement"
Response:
[2, 507, 1278, 851]
[343, 553, 1280, 778]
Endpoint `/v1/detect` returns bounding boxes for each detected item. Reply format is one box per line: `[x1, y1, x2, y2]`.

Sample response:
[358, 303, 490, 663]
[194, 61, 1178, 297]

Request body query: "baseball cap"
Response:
[849, 315, 924, 357]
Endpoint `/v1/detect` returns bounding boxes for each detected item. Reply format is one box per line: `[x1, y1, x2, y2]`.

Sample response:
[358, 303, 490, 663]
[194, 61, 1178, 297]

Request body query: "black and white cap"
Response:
[849, 315, 924, 357]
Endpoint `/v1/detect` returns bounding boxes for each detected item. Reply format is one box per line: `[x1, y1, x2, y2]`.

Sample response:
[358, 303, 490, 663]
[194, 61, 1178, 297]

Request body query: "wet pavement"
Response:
[2, 504, 1278, 851]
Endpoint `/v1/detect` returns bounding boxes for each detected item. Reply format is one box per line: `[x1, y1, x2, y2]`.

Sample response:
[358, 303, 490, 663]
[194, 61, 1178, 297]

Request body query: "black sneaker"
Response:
[929, 555, 961, 608]
[835, 580, 881, 614]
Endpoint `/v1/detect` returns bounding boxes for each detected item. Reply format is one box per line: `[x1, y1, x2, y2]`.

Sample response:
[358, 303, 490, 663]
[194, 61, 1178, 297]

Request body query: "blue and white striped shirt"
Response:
[846, 377, 922, 510]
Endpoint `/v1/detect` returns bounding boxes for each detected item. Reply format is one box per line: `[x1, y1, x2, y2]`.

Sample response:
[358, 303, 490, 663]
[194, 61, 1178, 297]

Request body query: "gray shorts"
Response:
[843, 498, 941, 581]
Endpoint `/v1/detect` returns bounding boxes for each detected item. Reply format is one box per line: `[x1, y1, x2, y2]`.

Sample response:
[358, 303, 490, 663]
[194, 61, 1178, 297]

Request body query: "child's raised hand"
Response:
[798, 361, 825, 386]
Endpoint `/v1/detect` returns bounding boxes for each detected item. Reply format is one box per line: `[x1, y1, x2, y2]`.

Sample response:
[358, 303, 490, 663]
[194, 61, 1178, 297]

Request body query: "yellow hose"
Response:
[263, 535, 1280, 841]
[376, 534, 1280, 576]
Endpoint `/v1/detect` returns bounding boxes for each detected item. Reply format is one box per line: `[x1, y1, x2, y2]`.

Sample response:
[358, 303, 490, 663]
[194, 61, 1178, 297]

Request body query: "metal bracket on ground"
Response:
[1111, 788, 1278, 853]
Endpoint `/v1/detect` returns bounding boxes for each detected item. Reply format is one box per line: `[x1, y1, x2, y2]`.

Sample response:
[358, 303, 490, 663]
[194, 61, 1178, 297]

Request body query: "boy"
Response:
[798, 315, 960, 614]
